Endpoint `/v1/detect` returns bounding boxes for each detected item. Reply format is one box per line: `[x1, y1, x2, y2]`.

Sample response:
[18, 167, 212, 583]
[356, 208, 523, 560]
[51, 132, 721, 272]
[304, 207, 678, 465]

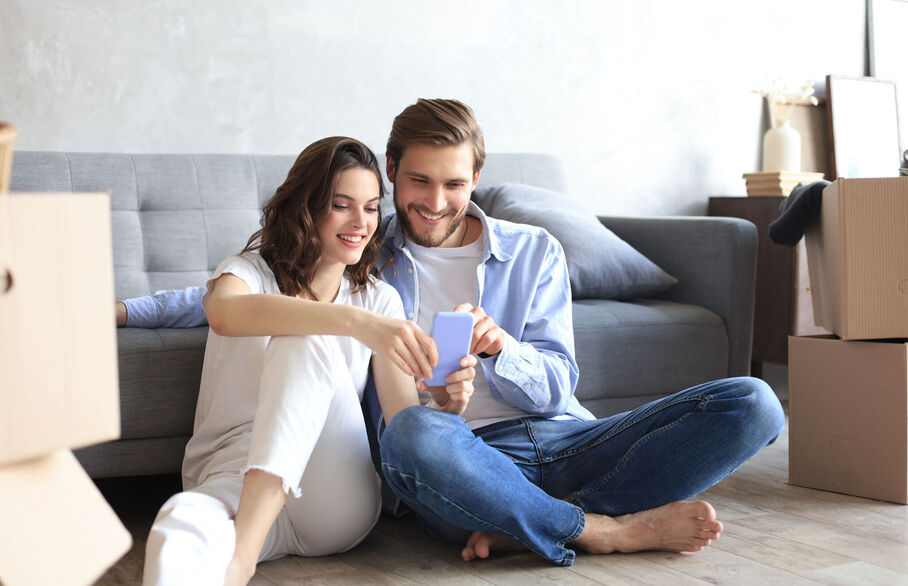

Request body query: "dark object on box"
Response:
[768, 180, 830, 247]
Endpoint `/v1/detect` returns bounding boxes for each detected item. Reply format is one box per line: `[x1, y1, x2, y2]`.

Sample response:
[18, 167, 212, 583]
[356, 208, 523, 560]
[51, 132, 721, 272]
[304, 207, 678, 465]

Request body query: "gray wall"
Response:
[1, 0, 865, 216]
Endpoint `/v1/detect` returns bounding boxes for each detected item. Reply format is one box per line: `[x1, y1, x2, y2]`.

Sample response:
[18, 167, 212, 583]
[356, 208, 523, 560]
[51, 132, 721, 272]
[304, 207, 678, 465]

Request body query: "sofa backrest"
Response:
[10, 152, 566, 300]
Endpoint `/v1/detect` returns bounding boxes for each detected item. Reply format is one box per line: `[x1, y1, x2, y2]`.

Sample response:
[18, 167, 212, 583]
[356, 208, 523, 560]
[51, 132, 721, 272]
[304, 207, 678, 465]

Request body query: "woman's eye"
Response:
[366, 206, 379, 213]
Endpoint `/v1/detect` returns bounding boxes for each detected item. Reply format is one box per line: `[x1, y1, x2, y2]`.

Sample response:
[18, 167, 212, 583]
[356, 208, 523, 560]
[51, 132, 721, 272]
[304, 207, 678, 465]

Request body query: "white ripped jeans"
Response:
[143, 335, 381, 586]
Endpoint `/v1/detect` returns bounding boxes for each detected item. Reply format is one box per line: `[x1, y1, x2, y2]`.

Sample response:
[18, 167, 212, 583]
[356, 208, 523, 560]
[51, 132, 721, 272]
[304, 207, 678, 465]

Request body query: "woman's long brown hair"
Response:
[242, 137, 385, 300]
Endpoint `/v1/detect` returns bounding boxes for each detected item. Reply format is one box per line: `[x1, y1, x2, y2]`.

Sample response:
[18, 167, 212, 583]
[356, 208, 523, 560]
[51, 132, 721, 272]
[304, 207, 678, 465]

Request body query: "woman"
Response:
[142, 137, 476, 586]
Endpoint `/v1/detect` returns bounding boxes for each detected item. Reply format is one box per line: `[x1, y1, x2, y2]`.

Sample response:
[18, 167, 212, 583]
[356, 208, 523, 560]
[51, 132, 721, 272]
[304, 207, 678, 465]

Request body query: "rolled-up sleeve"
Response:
[123, 285, 208, 328]
[482, 236, 578, 417]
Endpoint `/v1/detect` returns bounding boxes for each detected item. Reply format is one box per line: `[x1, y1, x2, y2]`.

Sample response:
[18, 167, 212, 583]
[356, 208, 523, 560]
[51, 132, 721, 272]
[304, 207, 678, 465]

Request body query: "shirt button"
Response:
[408, 312, 415, 319]
[407, 267, 413, 274]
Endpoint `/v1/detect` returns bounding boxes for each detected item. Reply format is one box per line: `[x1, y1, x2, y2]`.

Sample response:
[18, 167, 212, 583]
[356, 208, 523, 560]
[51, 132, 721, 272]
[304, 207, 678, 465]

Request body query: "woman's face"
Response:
[316, 166, 381, 269]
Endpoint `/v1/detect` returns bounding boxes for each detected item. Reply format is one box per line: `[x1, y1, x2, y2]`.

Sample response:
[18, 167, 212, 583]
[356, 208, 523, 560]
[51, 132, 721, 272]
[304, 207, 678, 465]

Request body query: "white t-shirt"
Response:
[181, 251, 404, 487]
[407, 233, 530, 430]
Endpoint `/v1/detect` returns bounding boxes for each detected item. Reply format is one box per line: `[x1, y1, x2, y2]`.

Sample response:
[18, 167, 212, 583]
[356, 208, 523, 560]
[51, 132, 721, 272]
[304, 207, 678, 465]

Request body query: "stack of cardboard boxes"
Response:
[0, 125, 132, 585]
[789, 176, 908, 504]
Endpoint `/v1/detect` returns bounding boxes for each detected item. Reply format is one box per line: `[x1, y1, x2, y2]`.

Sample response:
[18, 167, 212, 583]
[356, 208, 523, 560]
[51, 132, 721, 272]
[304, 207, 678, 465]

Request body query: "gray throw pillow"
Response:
[472, 183, 677, 300]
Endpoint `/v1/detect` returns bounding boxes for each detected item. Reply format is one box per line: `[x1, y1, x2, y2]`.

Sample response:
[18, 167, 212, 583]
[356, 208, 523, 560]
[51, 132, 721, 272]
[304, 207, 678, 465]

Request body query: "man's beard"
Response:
[394, 188, 467, 248]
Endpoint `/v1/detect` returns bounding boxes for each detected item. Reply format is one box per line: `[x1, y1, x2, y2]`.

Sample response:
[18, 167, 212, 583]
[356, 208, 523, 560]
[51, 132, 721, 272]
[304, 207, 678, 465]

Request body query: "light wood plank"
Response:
[802, 561, 908, 586]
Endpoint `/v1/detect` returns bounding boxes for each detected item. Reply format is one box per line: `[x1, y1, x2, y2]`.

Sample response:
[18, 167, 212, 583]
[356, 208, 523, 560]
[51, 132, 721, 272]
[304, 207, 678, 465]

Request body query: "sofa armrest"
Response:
[599, 216, 757, 377]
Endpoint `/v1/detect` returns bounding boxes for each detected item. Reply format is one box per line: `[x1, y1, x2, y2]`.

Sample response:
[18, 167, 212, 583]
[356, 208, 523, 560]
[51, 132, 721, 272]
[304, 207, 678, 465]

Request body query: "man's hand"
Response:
[115, 301, 127, 327]
[357, 312, 438, 380]
[453, 303, 505, 357]
[422, 354, 477, 415]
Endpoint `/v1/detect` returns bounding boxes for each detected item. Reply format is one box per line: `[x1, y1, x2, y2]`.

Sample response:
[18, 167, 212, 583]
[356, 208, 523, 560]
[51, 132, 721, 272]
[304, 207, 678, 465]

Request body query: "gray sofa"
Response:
[10, 151, 756, 479]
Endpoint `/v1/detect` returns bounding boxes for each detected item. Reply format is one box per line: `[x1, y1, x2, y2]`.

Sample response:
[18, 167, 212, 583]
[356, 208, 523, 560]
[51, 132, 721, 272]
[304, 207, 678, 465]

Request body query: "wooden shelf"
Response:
[708, 196, 829, 373]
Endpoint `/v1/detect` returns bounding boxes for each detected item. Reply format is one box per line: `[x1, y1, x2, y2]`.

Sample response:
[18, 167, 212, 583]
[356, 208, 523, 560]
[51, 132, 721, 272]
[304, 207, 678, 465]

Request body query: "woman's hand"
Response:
[356, 313, 438, 380]
[422, 354, 477, 416]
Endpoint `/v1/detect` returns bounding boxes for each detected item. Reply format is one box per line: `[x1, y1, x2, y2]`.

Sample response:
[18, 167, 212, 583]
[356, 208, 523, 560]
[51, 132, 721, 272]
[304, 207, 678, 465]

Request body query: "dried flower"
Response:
[754, 77, 819, 128]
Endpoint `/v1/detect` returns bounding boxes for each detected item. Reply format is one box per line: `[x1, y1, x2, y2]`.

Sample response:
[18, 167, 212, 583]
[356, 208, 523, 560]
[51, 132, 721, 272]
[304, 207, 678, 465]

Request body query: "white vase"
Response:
[762, 120, 801, 173]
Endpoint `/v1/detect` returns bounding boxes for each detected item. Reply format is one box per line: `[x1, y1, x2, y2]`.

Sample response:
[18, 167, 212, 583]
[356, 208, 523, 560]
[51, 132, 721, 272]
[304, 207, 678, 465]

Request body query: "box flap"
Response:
[0, 450, 132, 585]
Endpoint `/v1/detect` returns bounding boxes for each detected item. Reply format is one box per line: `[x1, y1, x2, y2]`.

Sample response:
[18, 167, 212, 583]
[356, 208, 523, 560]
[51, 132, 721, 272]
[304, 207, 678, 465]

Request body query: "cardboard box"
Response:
[0, 192, 130, 584]
[804, 177, 908, 340]
[0, 450, 132, 585]
[0, 193, 120, 466]
[789, 335, 908, 504]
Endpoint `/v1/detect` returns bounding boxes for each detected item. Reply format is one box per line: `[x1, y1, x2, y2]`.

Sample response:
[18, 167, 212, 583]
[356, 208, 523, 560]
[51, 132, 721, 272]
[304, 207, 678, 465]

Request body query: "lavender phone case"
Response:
[424, 311, 473, 387]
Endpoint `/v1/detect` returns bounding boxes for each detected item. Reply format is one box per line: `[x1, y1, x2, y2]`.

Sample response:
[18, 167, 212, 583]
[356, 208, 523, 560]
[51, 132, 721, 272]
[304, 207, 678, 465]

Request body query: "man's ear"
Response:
[386, 156, 396, 183]
[472, 169, 481, 188]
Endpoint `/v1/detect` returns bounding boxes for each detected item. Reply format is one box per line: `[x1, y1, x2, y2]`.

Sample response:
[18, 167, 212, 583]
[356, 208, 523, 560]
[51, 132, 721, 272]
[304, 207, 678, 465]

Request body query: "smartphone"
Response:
[424, 311, 474, 387]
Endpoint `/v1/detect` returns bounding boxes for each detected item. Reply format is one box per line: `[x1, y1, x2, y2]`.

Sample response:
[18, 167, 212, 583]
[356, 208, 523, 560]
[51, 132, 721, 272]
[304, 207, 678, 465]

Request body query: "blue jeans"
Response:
[379, 376, 785, 566]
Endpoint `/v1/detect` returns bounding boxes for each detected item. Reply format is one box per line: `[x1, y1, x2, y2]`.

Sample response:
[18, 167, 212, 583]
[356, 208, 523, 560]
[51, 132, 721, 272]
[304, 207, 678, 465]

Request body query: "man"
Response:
[119, 99, 785, 567]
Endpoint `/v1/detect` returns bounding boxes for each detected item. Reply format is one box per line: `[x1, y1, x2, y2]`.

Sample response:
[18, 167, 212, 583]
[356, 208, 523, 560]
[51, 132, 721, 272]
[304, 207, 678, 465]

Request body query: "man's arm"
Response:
[117, 285, 208, 328]
[469, 236, 579, 417]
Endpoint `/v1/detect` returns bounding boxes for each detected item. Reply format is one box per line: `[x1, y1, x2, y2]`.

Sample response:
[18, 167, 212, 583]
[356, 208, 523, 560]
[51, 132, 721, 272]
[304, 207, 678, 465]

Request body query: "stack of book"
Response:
[742, 171, 826, 196]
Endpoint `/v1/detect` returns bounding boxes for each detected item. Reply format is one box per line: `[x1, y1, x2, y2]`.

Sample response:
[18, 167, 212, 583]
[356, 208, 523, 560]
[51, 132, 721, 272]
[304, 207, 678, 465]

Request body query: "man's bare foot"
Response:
[461, 531, 528, 561]
[572, 501, 722, 554]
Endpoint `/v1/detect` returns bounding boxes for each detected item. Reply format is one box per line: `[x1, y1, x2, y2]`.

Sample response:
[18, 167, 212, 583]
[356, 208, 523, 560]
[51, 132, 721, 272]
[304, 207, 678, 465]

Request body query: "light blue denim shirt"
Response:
[123, 285, 207, 329]
[377, 202, 592, 422]
[123, 202, 593, 422]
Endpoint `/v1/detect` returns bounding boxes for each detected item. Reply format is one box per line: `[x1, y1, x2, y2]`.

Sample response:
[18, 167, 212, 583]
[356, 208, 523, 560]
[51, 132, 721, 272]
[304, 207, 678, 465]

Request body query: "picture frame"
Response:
[825, 75, 902, 178]
[868, 0, 908, 163]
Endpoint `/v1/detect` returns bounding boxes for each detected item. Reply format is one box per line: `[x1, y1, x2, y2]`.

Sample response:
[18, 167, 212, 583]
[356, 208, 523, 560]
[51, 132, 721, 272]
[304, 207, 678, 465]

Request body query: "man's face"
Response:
[389, 143, 480, 248]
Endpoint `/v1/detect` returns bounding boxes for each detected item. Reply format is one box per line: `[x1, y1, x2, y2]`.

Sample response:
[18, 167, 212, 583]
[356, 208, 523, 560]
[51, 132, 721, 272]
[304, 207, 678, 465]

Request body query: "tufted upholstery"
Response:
[10, 153, 296, 300]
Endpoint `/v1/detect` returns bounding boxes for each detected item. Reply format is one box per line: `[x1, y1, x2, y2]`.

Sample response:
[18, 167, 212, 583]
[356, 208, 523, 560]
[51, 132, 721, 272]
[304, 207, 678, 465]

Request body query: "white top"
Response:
[407, 232, 530, 430]
[181, 251, 404, 487]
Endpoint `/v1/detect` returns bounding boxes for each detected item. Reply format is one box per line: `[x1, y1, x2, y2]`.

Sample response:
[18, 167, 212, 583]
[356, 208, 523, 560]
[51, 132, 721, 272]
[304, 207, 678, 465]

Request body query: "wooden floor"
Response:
[94, 403, 908, 585]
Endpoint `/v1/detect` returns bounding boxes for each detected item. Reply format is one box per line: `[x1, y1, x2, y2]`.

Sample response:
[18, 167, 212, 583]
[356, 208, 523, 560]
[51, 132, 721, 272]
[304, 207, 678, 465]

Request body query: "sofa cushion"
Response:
[116, 327, 207, 439]
[572, 299, 728, 417]
[472, 183, 677, 300]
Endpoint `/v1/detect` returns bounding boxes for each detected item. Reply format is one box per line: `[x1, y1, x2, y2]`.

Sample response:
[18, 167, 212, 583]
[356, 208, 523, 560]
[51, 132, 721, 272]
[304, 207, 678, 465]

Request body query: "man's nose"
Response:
[425, 184, 445, 211]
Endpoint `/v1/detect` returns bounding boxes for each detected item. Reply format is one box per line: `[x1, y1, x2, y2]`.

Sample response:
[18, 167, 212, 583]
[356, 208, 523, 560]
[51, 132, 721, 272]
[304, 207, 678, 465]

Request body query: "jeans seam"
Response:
[544, 395, 712, 463]
[524, 418, 547, 490]
[556, 504, 585, 566]
[383, 463, 576, 565]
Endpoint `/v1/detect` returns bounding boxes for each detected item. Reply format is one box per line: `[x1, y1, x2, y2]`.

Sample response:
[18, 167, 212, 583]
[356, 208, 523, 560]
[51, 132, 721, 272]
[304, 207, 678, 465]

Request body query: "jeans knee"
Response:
[730, 376, 785, 443]
[381, 406, 436, 462]
[380, 406, 466, 472]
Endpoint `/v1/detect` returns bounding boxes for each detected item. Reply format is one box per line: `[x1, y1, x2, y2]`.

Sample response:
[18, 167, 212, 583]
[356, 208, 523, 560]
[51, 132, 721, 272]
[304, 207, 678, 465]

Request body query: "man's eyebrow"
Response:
[403, 171, 469, 183]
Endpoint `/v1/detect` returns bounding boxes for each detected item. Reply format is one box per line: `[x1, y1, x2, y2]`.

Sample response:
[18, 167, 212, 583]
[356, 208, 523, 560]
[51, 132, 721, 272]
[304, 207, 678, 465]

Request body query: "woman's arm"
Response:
[205, 273, 438, 379]
[372, 352, 477, 424]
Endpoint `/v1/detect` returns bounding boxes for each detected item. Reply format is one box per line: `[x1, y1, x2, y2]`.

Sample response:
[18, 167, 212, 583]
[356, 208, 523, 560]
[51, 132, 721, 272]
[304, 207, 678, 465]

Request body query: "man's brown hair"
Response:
[386, 98, 486, 176]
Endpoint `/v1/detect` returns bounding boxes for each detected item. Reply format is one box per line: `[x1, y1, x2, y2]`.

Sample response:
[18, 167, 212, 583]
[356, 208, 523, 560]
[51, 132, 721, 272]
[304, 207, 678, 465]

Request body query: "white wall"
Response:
[0, 0, 866, 215]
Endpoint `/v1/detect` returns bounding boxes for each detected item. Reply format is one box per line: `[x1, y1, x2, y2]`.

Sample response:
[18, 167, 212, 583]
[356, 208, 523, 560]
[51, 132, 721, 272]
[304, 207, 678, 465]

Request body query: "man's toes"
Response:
[691, 500, 717, 521]
[474, 537, 492, 559]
